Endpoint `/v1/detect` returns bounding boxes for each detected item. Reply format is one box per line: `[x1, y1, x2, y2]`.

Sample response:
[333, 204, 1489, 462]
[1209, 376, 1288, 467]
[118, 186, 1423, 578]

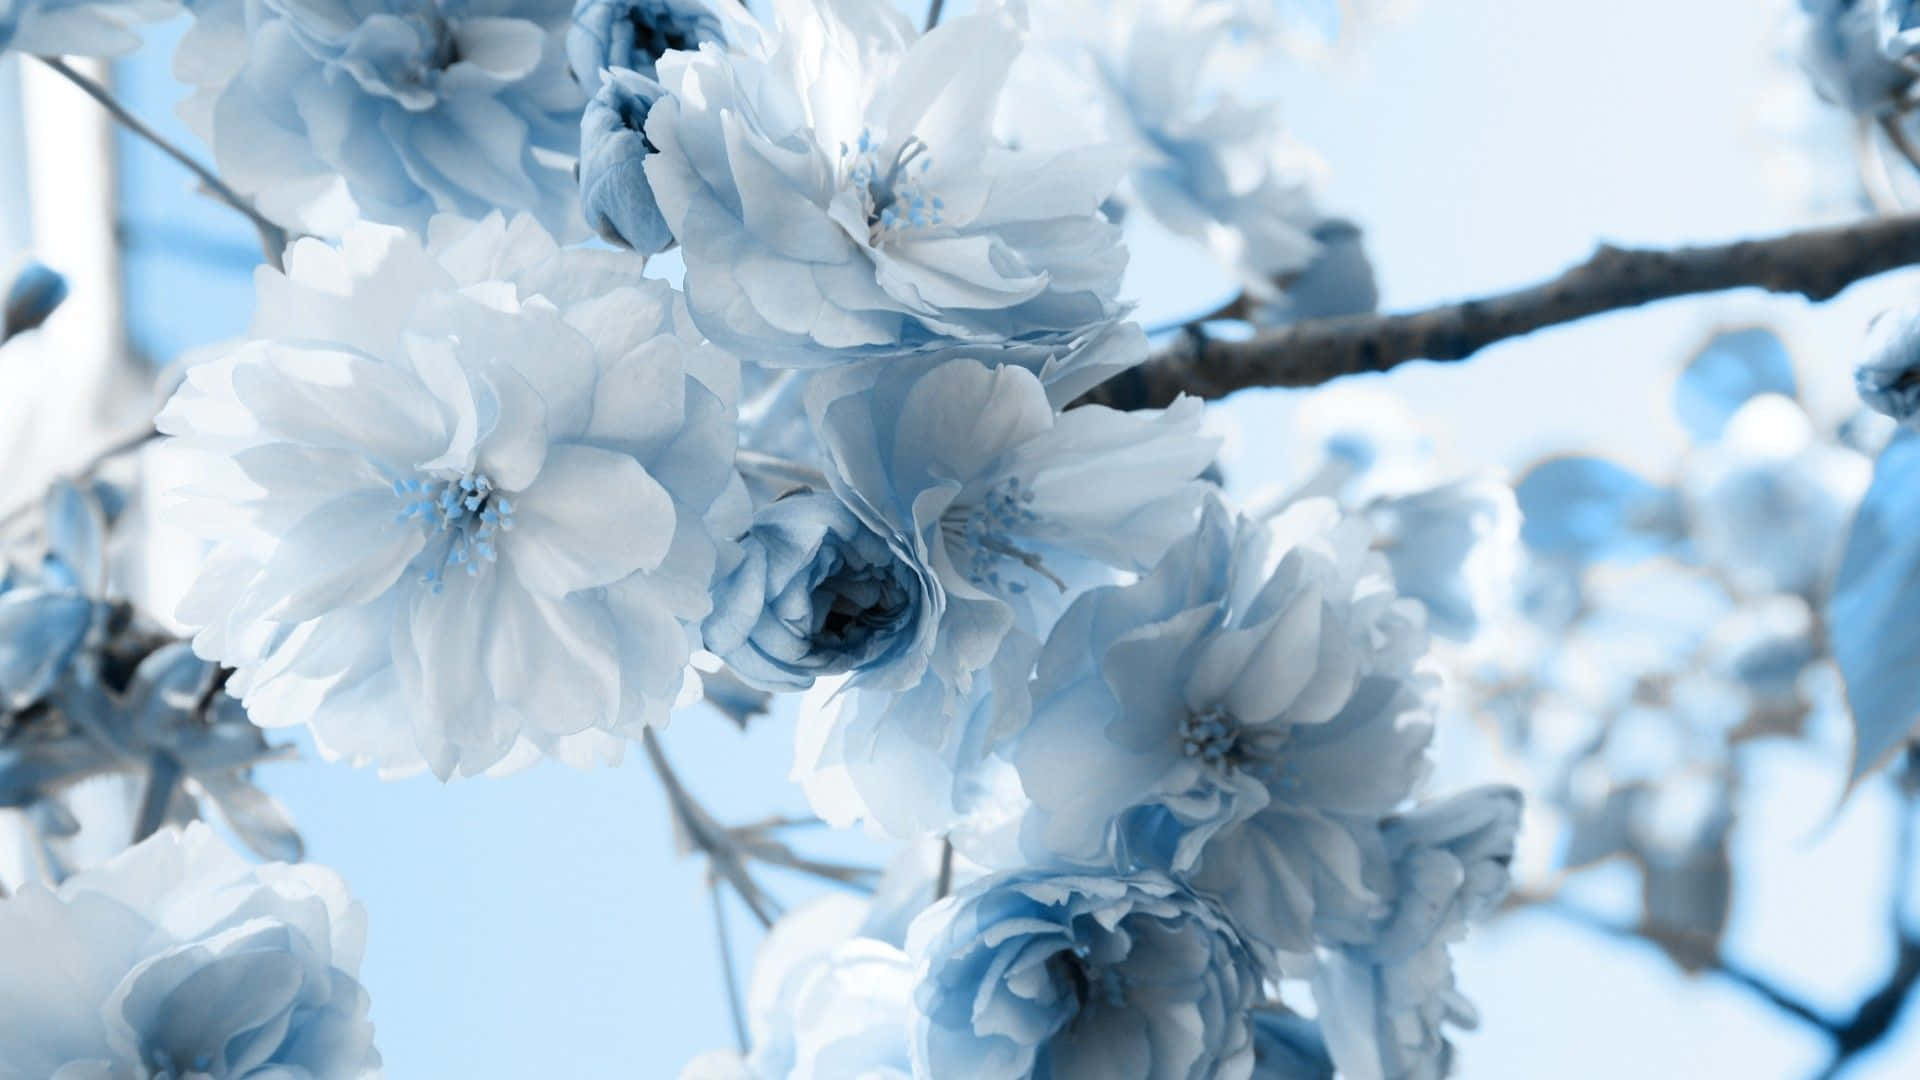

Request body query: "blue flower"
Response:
[1250, 1009, 1334, 1080]
[175, 0, 586, 237]
[795, 355, 1213, 837]
[1797, 0, 1913, 113]
[565, 0, 750, 89]
[1046, 0, 1325, 289]
[1362, 477, 1519, 642]
[1314, 786, 1519, 1080]
[157, 215, 744, 779]
[578, 67, 677, 253]
[1010, 498, 1432, 957]
[908, 870, 1260, 1080]
[1858, 302, 1920, 426]
[0, 0, 170, 56]
[0, 824, 380, 1077]
[644, 0, 1131, 364]
[705, 489, 934, 690]
[2, 259, 67, 343]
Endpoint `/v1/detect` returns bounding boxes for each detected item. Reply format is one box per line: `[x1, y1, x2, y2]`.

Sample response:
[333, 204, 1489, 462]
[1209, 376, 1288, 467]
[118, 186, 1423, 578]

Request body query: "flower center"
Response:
[147, 1046, 216, 1079]
[1180, 704, 1290, 778]
[842, 130, 943, 241]
[812, 560, 913, 650]
[941, 476, 1065, 594]
[1050, 945, 1128, 1014]
[396, 471, 516, 592]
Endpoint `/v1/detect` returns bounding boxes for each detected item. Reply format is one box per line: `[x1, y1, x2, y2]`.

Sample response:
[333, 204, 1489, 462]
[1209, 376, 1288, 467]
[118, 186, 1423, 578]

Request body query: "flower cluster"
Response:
[7, 0, 1526, 1072]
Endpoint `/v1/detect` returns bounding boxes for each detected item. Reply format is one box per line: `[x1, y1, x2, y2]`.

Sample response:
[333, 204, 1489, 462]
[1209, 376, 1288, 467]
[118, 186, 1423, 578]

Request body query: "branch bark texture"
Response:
[1087, 213, 1920, 409]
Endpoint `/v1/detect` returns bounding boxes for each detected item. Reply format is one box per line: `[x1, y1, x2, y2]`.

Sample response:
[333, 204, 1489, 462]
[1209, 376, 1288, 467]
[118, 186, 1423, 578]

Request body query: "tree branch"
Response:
[1084, 213, 1920, 409]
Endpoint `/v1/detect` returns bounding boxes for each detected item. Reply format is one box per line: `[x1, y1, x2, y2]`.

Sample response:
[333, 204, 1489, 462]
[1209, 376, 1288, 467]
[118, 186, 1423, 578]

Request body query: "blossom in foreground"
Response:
[796, 356, 1214, 837]
[644, 0, 1131, 363]
[0, 823, 379, 1078]
[1012, 498, 1431, 956]
[174, 0, 585, 236]
[157, 215, 742, 778]
[1315, 786, 1520, 1080]
[706, 489, 934, 691]
[908, 870, 1260, 1079]
[0, 0, 171, 57]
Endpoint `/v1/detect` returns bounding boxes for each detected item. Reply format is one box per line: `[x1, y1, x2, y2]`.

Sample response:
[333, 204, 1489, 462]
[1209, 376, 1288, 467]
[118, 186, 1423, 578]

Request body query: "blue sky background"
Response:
[10, 0, 1920, 1074]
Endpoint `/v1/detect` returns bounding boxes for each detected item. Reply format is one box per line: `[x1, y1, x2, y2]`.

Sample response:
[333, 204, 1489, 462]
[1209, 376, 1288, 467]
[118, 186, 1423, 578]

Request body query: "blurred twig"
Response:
[35, 57, 288, 271]
[1083, 213, 1920, 408]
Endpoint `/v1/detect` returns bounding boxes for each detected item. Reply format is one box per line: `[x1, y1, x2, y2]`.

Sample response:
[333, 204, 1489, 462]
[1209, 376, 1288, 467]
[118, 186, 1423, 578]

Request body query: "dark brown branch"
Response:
[1085, 213, 1920, 409]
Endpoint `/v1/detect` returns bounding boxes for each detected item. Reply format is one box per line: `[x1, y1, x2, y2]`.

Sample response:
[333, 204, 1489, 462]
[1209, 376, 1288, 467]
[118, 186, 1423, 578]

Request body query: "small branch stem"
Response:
[641, 729, 779, 929]
[934, 837, 954, 901]
[708, 883, 751, 1054]
[1084, 213, 1920, 408]
[130, 752, 180, 846]
[923, 0, 945, 32]
[36, 57, 288, 270]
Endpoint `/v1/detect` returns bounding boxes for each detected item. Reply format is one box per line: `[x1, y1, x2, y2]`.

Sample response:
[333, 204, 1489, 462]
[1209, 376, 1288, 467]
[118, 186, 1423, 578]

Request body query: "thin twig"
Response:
[1536, 900, 1837, 1035]
[934, 837, 954, 901]
[130, 751, 180, 845]
[0, 426, 159, 537]
[35, 57, 288, 270]
[708, 882, 751, 1054]
[1082, 213, 1920, 409]
[923, 0, 944, 32]
[641, 729, 779, 928]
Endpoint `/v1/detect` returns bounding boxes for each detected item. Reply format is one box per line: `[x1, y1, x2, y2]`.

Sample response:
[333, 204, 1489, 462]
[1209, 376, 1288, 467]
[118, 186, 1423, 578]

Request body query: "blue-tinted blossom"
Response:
[1315, 786, 1519, 1080]
[1037, 0, 1324, 290]
[1362, 478, 1517, 642]
[1858, 302, 1920, 426]
[683, 894, 913, 1079]
[156, 215, 743, 779]
[174, 0, 586, 236]
[1013, 499, 1431, 956]
[1682, 394, 1869, 597]
[908, 871, 1260, 1080]
[2, 259, 68, 343]
[0, 823, 380, 1078]
[706, 489, 933, 690]
[578, 67, 676, 252]
[1797, 0, 1913, 113]
[566, 0, 750, 88]
[797, 356, 1213, 837]
[644, 0, 1131, 363]
[0, 0, 170, 56]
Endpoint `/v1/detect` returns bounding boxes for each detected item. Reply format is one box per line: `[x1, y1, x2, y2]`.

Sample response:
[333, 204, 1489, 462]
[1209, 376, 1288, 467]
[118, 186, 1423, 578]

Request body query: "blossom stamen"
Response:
[942, 477, 1067, 594]
[842, 130, 945, 240]
[396, 471, 516, 592]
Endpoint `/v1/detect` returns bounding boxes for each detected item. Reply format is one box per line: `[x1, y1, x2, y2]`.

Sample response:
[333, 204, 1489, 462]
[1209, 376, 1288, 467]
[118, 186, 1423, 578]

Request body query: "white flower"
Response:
[643, 0, 1131, 364]
[156, 214, 744, 779]
[0, 823, 379, 1078]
